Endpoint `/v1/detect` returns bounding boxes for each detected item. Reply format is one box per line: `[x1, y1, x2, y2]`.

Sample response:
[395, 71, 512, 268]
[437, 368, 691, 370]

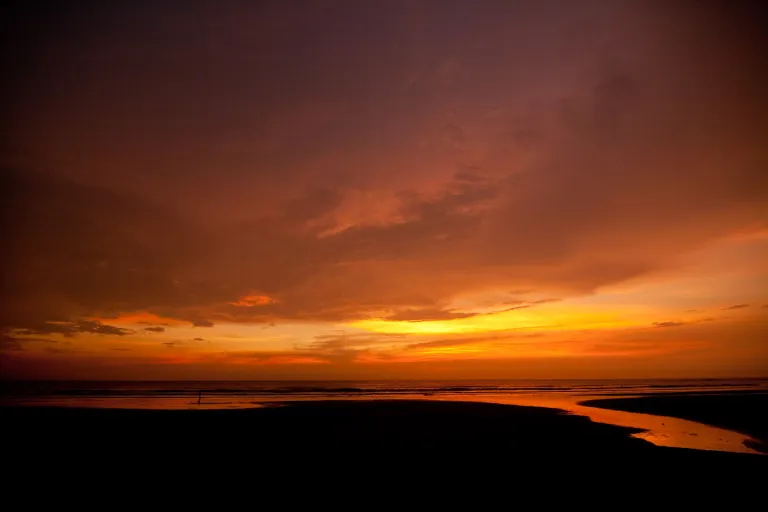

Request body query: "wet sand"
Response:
[581, 392, 768, 453]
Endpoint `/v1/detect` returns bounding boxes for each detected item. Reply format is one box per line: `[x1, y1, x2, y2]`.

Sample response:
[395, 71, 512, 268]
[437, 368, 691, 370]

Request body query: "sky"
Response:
[1, 0, 766, 380]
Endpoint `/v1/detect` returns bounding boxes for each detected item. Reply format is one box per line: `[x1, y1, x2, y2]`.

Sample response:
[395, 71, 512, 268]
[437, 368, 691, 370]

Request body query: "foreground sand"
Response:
[6, 399, 766, 503]
[6, 400, 766, 469]
[581, 392, 768, 453]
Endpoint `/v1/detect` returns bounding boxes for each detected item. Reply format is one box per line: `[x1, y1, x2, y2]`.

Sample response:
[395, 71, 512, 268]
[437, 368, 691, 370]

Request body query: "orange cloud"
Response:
[229, 294, 278, 307]
[89, 312, 187, 327]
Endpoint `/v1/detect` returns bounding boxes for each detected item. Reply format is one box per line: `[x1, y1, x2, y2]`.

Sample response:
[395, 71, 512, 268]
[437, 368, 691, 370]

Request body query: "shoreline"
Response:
[580, 393, 768, 453]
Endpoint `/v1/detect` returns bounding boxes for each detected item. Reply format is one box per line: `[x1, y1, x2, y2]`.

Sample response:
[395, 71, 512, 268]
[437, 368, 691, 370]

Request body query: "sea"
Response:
[2, 377, 766, 455]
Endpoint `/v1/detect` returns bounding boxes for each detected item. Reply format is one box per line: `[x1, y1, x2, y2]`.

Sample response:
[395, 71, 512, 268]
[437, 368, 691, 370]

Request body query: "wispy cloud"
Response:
[652, 321, 687, 328]
[13, 320, 134, 337]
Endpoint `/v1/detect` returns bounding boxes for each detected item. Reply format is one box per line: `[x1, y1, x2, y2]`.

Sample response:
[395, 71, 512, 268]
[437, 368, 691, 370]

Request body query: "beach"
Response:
[5, 396, 768, 505]
[4, 379, 768, 456]
[5, 399, 766, 473]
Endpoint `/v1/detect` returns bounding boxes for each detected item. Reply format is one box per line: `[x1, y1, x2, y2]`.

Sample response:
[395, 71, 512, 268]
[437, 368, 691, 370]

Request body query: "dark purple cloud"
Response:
[12, 319, 133, 337]
[1, 1, 765, 336]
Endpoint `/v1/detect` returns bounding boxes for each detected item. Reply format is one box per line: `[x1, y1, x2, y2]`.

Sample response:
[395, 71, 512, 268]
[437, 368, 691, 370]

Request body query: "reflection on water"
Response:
[0, 396, 264, 410]
[2, 378, 765, 454]
[432, 393, 761, 455]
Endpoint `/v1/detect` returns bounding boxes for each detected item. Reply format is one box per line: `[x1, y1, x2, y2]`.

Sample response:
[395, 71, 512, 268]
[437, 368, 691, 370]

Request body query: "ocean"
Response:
[2, 377, 765, 409]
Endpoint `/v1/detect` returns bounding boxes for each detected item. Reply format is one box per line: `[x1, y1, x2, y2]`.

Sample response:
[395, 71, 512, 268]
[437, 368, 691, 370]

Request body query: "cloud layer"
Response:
[2, 2, 766, 378]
